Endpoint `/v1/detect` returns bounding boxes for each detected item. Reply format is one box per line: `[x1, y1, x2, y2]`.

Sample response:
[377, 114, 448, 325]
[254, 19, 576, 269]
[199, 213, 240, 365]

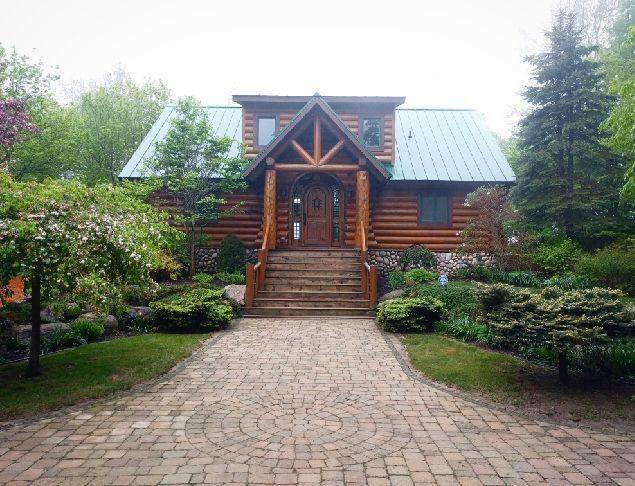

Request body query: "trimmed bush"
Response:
[217, 272, 245, 285]
[576, 244, 635, 295]
[217, 234, 246, 273]
[474, 283, 634, 382]
[376, 297, 444, 333]
[531, 238, 581, 275]
[399, 244, 436, 270]
[454, 265, 493, 281]
[404, 268, 436, 285]
[70, 319, 105, 343]
[150, 287, 233, 331]
[388, 271, 406, 290]
[407, 283, 476, 319]
[192, 272, 214, 284]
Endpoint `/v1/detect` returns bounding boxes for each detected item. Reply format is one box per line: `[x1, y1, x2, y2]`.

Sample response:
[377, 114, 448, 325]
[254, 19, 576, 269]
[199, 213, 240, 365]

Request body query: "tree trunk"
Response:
[26, 264, 42, 377]
[564, 132, 575, 238]
[189, 235, 196, 278]
[558, 349, 569, 385]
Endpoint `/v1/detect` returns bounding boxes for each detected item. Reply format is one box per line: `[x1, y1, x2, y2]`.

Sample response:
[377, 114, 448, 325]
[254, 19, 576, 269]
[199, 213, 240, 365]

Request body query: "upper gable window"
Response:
[360, 117, 382, 148]
[256, 116, 277, 147]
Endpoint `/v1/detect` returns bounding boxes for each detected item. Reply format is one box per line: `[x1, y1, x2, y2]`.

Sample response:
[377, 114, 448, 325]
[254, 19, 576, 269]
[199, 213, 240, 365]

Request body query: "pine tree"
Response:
[512, 10, 631, 247]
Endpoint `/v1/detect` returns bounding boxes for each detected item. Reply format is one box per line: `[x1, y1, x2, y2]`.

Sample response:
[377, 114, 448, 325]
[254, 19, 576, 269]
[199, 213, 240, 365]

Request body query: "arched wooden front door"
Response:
[302, 184, 331, 246]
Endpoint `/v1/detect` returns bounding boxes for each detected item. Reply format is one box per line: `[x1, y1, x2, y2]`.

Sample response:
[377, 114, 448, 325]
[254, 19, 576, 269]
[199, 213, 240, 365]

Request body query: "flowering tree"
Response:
[0, 174, 181, 376]
[0, 99, 36, 169]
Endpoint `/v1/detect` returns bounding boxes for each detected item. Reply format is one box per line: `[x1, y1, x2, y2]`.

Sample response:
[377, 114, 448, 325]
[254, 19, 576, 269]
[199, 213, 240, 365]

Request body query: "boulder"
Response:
[379, 288, 405, 302]
[40, 308, 59, 323]
[223, 284, 245, 307]
[17, 322, 69, 341]
[78, 312, 99, 322]
[104, 315, 118, 335]
[121, 306, 155, 328]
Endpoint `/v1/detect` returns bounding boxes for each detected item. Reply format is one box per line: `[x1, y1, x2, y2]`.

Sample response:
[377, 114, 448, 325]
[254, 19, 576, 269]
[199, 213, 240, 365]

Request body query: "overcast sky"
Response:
[1, 0, 563, 136]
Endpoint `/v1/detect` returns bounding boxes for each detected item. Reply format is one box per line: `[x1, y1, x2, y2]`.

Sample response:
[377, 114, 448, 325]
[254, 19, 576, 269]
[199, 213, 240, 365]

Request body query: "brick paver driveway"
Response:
[1, 318, 634, 485]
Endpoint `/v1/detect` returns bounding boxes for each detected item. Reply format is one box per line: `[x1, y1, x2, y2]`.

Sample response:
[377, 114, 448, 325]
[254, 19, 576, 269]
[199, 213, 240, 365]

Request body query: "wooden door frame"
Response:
[287, 173, 345, 248]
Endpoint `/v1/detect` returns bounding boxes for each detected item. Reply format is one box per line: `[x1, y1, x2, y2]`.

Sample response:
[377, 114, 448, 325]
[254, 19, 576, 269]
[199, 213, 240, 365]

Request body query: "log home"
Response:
[120, 94, 515, 316]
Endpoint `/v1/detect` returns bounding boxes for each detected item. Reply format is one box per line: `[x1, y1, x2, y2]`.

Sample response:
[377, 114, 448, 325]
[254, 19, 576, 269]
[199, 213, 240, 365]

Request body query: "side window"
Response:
[256, 116, 277, 147]
[418, 192, 450, 225]
[360, 117, 382, 148]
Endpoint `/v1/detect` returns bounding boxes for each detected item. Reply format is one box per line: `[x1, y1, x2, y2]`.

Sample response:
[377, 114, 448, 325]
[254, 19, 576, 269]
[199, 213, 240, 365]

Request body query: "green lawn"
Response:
[0, 333, 208, 420]
[404, 333, 634, 425]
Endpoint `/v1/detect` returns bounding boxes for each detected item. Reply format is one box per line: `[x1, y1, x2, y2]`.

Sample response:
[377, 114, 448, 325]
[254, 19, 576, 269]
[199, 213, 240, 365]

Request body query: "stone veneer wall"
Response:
[367, 250, 494, 276]
[195, 248, 258, 273]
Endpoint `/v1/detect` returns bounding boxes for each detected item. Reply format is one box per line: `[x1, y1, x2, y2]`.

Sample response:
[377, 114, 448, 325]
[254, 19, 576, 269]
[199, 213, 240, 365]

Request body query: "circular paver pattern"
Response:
[185, 391, 412, 465]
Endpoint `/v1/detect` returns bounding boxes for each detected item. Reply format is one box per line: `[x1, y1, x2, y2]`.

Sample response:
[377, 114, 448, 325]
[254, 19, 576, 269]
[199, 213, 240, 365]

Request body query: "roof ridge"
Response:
[397, 107, 476, 112]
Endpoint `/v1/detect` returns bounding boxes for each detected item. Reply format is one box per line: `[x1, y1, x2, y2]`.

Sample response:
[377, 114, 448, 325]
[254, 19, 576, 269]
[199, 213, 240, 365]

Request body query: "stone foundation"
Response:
[195, 248, 258, 273]
[367, 249, 494, 275]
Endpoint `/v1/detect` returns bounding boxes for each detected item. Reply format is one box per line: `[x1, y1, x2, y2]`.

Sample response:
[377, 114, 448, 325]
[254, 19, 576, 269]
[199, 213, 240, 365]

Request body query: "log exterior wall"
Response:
[370, 186, 479, 250]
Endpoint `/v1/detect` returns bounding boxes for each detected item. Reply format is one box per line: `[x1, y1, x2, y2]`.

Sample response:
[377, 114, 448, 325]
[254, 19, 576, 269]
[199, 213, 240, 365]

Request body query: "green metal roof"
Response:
[119, 105, 515, 183]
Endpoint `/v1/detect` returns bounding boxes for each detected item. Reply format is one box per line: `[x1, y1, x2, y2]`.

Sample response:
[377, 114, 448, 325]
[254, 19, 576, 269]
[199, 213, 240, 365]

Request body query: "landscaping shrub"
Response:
[63, 302, 83, 321]
[121, 284, 158, 306]
[576, 244, 635, 295]
[150, 287, 233, 331]
[41, 326, 86, 353]
[388, 271, 406, 290]
[403, 268, 436, 285]
[399, 245, 436, 270]
[490, 270, 541, 287]
[150, 251, 183, 281]
[530, 238, 581, 275]
[217, 272, 245, 285]
[192, 272, 214, 284]
[376, 297, 444, 333]
[474, 283, 634, 382]
[434, 315, 489, 342]
[407, 283, 476, 318]
[217, 234, 246, 273]
[568, 340, 635, 379]
[70, 319, 105, 343]
[454, 265, 493, 281]
[543, 273, 591, 290]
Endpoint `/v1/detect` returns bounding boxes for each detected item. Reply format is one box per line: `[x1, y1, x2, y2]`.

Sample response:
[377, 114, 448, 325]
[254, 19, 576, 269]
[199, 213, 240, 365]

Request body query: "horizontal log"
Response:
[273, 164, 360, 172]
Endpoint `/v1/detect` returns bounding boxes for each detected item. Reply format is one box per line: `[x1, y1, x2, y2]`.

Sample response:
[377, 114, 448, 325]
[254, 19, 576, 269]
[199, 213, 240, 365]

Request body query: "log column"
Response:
[263, 166, 277, 249]
[355, 169, 370, 247]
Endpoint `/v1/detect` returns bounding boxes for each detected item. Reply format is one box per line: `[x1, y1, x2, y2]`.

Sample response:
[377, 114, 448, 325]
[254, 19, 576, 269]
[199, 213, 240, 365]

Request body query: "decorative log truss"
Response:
[288, 117, 347, 169]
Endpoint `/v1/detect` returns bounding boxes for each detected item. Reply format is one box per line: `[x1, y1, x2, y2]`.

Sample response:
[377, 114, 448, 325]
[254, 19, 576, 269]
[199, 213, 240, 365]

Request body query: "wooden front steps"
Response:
[243, 249, 375, 318]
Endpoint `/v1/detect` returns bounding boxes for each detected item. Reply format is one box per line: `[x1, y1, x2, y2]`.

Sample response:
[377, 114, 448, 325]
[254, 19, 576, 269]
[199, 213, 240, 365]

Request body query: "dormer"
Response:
[232, 94, 405, 165]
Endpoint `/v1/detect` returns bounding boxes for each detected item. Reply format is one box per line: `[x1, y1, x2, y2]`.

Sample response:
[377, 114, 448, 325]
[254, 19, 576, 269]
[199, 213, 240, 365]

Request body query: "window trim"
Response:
[417, 191, 453, 228]
[254, 114, 279, 149]
[358, 115, 384, 151]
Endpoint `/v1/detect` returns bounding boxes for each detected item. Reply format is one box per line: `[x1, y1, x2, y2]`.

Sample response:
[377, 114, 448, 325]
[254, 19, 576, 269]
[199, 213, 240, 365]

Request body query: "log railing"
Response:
[360, 224, 378, 309]
[245, 221, 271, 307]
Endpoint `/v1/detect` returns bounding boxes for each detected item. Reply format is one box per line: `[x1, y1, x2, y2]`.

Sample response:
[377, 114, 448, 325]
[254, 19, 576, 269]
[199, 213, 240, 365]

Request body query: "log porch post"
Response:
[263, 160, 277, 249]
[355, 169, 370, 247]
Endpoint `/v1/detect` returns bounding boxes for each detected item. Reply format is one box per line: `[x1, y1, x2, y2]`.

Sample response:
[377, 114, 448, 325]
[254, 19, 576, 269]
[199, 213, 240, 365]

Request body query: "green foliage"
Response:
[70, 319, 104, 343]
[474, 284, 632, 355]
[569, 340, 635, 379]
[41, 326, 86, 353]
[63, 302, 83, 321]
[434, 315, 489, 343]
[406, 283, 476, 319]
[150, 251, 183, 282]
[150, 287, 233, 331]
[376, 297, 444, 333]
[403, 268, 436, 285]
[217, 234, 246, 273]
[530, 238, 581, 275]
[217, 272, 245, 285]
[576, 244, 635, 295]
[490, 270, 542, 287]
[543, 273, 591, 290]
[387, 271, 406, 290]
[454, 265, 493, 281]
[192, 272, 214, 284]
[151, 97, 247, 276]
[512, 11, 632, 246]
[399, 245, 436, 270]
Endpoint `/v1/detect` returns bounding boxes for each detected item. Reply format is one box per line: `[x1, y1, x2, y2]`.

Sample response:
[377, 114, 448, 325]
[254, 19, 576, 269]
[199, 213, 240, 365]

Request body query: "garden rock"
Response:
[40, 308, 58, 323]
[104, 315, 118, 335]
[379, 289, 405, 302]
[121, 306, 155, 327]
[223, 284, 245, 307]
[78, 312, 99, 322]
[17, 322, 69, 341]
